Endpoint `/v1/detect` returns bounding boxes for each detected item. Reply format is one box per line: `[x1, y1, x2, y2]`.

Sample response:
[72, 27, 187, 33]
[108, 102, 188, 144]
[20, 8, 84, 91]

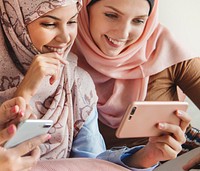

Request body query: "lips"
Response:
[45, 46, 66, 55]
[105, 35, 125, 47]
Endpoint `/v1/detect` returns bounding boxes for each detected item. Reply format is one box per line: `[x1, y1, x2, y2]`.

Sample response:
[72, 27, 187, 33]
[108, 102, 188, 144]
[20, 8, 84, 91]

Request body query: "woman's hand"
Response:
[15, 52, 67, 102]
[124, 110, 191, 168]
[0, 124, 50, 171]
[183, 153, 200, 171]
[0, 97, 27, 131]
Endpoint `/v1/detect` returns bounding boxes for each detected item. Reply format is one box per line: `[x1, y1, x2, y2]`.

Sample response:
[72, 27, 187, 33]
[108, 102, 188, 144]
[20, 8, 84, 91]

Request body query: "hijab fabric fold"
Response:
[75, 0, 197, 128]
[0, 0, 97, 159]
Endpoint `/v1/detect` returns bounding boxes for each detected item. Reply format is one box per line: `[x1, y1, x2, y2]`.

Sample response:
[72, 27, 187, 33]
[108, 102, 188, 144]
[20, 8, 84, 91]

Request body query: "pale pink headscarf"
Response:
[74, 0, 197, 128]
[0, 0, 97, 159]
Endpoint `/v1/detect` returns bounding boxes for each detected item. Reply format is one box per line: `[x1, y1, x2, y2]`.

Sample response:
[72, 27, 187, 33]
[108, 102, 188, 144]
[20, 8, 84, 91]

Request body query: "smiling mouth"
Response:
[105, 35, 125, 46]
[45, 46, 66, 55]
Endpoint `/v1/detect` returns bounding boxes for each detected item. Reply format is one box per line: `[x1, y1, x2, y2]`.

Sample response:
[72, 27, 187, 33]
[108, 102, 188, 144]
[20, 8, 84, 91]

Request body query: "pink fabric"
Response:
[32, 158, 130, 171]
[0, 0, 98, 160]
[74, 0, 198, 128]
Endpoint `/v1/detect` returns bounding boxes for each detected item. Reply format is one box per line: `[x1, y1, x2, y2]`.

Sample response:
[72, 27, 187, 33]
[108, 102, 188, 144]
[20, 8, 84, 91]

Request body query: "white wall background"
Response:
[159, 0, 200, 54]
[158, 0, 200, 128]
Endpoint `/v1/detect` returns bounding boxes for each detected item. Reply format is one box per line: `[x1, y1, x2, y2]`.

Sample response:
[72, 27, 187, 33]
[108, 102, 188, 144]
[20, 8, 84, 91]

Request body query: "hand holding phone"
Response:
[116, 101, 188, 138]
[4, 119, 53, 148]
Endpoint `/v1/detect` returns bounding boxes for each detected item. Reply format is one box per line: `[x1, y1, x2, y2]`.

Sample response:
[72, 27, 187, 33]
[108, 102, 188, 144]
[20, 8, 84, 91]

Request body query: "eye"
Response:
[104, 13, 118, 19]
[67, 20, 77, 25]
[41, 23, 56, 28]
[132, 18, 145, 25]
[67, 17, 78, 25]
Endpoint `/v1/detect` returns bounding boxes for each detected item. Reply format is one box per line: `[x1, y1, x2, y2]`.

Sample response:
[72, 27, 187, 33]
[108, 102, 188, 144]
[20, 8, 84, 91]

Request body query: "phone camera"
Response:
[128, 107, 137, 120]
[131, 107, 136, 115]
[43, 124, 52, 128]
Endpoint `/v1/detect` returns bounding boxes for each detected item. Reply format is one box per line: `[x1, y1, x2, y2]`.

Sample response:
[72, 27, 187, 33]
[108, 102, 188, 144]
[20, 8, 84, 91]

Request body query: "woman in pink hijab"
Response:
[73, 0, 200, 153]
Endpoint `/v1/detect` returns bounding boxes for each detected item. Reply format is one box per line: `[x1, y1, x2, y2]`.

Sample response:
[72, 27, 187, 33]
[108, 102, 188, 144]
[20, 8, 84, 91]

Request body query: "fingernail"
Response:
[19, 110, 24, 117]
[158, 123, 165, 129]
[177, 110, 184, 116]
[7, 124, 15, 134]
[45, 134, 51, 141]
[10, 105, 18, 113]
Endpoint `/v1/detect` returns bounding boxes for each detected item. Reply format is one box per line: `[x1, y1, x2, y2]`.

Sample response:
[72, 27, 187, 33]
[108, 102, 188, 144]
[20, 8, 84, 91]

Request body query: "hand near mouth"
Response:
[14, 52, 68, 103]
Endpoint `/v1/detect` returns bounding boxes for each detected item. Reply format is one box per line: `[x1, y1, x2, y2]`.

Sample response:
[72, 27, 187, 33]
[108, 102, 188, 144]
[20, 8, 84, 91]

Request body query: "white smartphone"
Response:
[4, 119, 53, 148]
[116, 101, 188, 138]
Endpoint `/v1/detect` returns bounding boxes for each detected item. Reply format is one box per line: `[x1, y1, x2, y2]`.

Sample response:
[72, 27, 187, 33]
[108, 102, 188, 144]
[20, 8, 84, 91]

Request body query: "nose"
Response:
[115, 22, 132, 39]
[55, 27, 70, 43]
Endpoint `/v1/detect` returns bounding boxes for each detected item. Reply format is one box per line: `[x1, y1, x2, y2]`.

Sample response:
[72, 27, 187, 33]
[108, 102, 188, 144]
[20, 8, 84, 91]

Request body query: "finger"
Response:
[36, 53, 67, 66]
[0, 124, 17, 144]
[10, 104, 34, 124]
[0, 97, 26, 122]
[10, 134, 50, 156]
[150, 134, 182, 153]
[153, 142, 178, 160]
[175, 110, 191, 132]
[183, 154, 200, 170]
[158, 123, 186, 144]
[48, 52, 68, 65]
[18, 146, 41, 171]
[49, 62, 61, 85]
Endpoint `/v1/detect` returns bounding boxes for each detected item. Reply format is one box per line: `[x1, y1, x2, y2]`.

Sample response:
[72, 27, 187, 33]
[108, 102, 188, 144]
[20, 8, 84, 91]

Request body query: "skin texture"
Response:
[88, 0, 150, 56]
[0, 97, 50, 171]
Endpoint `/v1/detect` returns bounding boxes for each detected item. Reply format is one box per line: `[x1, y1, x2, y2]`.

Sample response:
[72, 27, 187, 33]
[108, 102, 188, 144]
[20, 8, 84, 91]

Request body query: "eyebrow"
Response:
[41, 13, 79, 21]
[105, 5, 148, 18]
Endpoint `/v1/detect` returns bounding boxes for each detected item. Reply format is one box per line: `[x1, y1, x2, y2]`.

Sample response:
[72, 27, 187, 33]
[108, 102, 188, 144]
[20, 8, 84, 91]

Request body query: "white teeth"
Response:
[107, 36, 124, 46]
[46, 46, 65, 54]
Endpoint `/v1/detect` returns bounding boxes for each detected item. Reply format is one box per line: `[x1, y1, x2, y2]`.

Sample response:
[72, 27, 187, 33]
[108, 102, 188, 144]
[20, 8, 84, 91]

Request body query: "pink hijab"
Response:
[74, 0, 196, 128]
[0, 0, 97, 159]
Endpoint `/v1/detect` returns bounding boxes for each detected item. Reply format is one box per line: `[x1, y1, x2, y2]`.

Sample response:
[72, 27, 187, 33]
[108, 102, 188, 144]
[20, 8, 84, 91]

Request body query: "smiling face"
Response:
[27, 4, 78, 57]
[88, 0, 150, 57]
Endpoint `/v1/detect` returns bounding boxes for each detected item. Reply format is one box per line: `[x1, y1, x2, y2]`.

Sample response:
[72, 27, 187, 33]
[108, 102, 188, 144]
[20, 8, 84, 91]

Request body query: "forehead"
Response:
[20, 0, 79, 24]
[89, 0, 150, 16]
[42, 4, 78, 19]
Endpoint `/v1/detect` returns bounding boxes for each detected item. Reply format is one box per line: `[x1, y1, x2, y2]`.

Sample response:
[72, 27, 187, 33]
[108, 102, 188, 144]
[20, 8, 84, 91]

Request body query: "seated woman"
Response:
[73, 0, 200, 153]
[0, 0, 191, 170]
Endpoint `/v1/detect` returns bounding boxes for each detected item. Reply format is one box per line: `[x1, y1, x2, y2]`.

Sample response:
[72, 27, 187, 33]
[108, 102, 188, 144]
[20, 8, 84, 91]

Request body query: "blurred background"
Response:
[159, 0, 200, 128]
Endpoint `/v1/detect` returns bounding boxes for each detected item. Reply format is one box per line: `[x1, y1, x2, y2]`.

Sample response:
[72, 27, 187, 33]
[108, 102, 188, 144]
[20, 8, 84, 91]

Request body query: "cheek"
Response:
[71, 28, 78, 41]
[30, 30, 54, 48]
[132, 26, 146, 40]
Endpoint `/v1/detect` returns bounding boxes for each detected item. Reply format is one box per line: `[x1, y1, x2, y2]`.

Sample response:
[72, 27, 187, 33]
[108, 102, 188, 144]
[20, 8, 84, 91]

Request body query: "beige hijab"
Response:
[0, 0, 97, 159]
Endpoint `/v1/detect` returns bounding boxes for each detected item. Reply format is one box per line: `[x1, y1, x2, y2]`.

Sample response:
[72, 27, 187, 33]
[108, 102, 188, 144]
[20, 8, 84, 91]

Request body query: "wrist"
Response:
[124, 146, 159, 168]
[14, 87, 32, 103]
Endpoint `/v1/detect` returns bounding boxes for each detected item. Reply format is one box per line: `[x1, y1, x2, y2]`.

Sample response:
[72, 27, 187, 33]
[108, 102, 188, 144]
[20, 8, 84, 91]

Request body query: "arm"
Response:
[70, 107, 106, 158]
[176, 57, 200, 109]
[71, 107, 157, 171]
